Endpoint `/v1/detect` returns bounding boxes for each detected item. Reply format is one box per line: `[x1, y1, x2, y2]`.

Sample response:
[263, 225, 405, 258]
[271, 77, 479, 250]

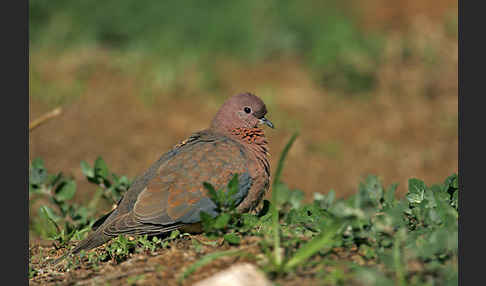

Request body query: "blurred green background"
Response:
[30, 0, 384, 94]
[29, 0, 458, 203]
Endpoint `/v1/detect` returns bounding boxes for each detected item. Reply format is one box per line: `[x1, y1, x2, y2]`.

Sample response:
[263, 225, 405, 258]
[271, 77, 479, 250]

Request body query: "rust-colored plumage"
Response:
[52, 92, 273, 264]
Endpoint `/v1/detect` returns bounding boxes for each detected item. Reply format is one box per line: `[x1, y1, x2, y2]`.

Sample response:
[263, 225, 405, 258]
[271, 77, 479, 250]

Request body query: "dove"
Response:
[52, 92, 274, 264]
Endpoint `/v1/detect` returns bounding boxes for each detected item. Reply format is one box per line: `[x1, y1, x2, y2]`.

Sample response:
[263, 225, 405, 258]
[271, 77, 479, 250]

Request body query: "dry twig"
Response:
[29, 107, 63, 131]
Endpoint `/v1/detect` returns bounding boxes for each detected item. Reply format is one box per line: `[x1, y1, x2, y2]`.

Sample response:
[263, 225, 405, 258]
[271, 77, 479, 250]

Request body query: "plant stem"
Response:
[271, 132, 298, 268]
[393, 231, 406, 286]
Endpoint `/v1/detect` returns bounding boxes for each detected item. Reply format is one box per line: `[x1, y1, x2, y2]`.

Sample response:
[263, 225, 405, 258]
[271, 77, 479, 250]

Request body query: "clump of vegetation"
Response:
[29, 158, 94, 245]
[80, 157, 132, 205]
[29, 134, 458, 285]
[29, 157, 132, 245]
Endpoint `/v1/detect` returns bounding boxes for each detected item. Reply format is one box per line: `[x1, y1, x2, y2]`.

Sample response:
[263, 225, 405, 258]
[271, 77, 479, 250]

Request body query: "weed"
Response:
[81, 157, 132, 205]
[29, 158, 95, 245]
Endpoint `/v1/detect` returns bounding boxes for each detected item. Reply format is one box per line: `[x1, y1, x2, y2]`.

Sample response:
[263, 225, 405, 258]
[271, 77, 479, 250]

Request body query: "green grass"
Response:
[29, 134, 458, 285]
[270, 132, 299, 268]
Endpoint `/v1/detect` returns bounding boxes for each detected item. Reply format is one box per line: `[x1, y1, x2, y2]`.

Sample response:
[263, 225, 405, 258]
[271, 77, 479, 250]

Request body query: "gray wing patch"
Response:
[233, 172, 252, 206]
[178, 197, 218, 224]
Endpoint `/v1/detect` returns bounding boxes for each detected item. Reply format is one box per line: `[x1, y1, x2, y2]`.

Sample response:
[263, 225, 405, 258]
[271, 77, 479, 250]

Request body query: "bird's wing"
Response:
[103, 132, 252, 236]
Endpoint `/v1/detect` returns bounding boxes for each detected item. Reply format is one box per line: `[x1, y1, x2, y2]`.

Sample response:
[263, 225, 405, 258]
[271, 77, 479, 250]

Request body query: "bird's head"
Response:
[210, 92, 274, 133]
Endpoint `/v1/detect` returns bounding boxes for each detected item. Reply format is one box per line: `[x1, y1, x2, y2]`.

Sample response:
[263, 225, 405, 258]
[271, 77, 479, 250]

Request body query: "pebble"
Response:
[194, 263, 271, 286]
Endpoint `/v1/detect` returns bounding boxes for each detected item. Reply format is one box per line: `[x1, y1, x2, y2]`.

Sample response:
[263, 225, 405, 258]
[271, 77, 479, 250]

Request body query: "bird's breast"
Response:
[229, 129, 270, 212]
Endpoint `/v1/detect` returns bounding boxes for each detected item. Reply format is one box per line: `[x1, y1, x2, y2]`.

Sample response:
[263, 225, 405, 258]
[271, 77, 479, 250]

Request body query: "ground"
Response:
[29, 235, 377, 286]
[29, 5, 458, 285]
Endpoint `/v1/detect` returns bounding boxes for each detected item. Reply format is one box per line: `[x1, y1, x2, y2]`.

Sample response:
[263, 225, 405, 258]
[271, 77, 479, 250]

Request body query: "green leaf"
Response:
[358, 175, 384, 206]
[80, 160, 94, 178]
[451, 190, 458, 210]
[31, 157, 45, 170]
[223, 233, 241, 245]
[200, 211, 214, 231]
[40, 205, 61, 222]
[213, 213, 231, 229]
[203, 182, 219, 203]
[47, 172, 63, 186]
[239, 214, 259, 233]
[444, 173, 458, 190]
[406, 178, 427, 204]
[118, 175, 130, 186]
[406, 193, 423, 204]
[168, 230, 180, 240]
[39, 206, 61, 236]
[452, 175, 458, 189]
[54, 180, 77, 201]
[94, 157, 109, 179]
[29, 158, 47, 185]
[384, 183, 398, 206]
[360, 244, 377, 259]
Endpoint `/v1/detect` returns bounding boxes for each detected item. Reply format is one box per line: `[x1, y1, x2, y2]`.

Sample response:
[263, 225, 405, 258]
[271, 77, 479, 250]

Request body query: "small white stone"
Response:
[194, 263, 271, 286]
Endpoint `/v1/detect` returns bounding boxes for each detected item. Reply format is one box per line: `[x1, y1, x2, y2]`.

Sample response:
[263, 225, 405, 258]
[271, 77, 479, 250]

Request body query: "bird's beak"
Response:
[259, 117, 274, 129]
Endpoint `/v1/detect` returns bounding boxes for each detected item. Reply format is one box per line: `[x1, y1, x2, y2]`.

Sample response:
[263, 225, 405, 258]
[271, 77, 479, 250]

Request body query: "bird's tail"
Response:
[49, 230, 111, 265]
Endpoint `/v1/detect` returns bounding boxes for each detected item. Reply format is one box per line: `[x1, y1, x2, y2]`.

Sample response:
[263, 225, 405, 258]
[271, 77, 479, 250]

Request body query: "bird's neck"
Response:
[229, 127, 267, 145]
[207, 126, 270, 173]
[229, 127, 270, 177]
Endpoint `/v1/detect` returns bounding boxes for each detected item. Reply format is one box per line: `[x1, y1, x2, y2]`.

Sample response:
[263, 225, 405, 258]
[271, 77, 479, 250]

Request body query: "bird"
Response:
[52, 92, 274, 264]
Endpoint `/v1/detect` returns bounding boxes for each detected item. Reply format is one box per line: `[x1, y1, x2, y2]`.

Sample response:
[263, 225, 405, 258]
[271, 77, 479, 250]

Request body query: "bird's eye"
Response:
[244, 107, 252, 114]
